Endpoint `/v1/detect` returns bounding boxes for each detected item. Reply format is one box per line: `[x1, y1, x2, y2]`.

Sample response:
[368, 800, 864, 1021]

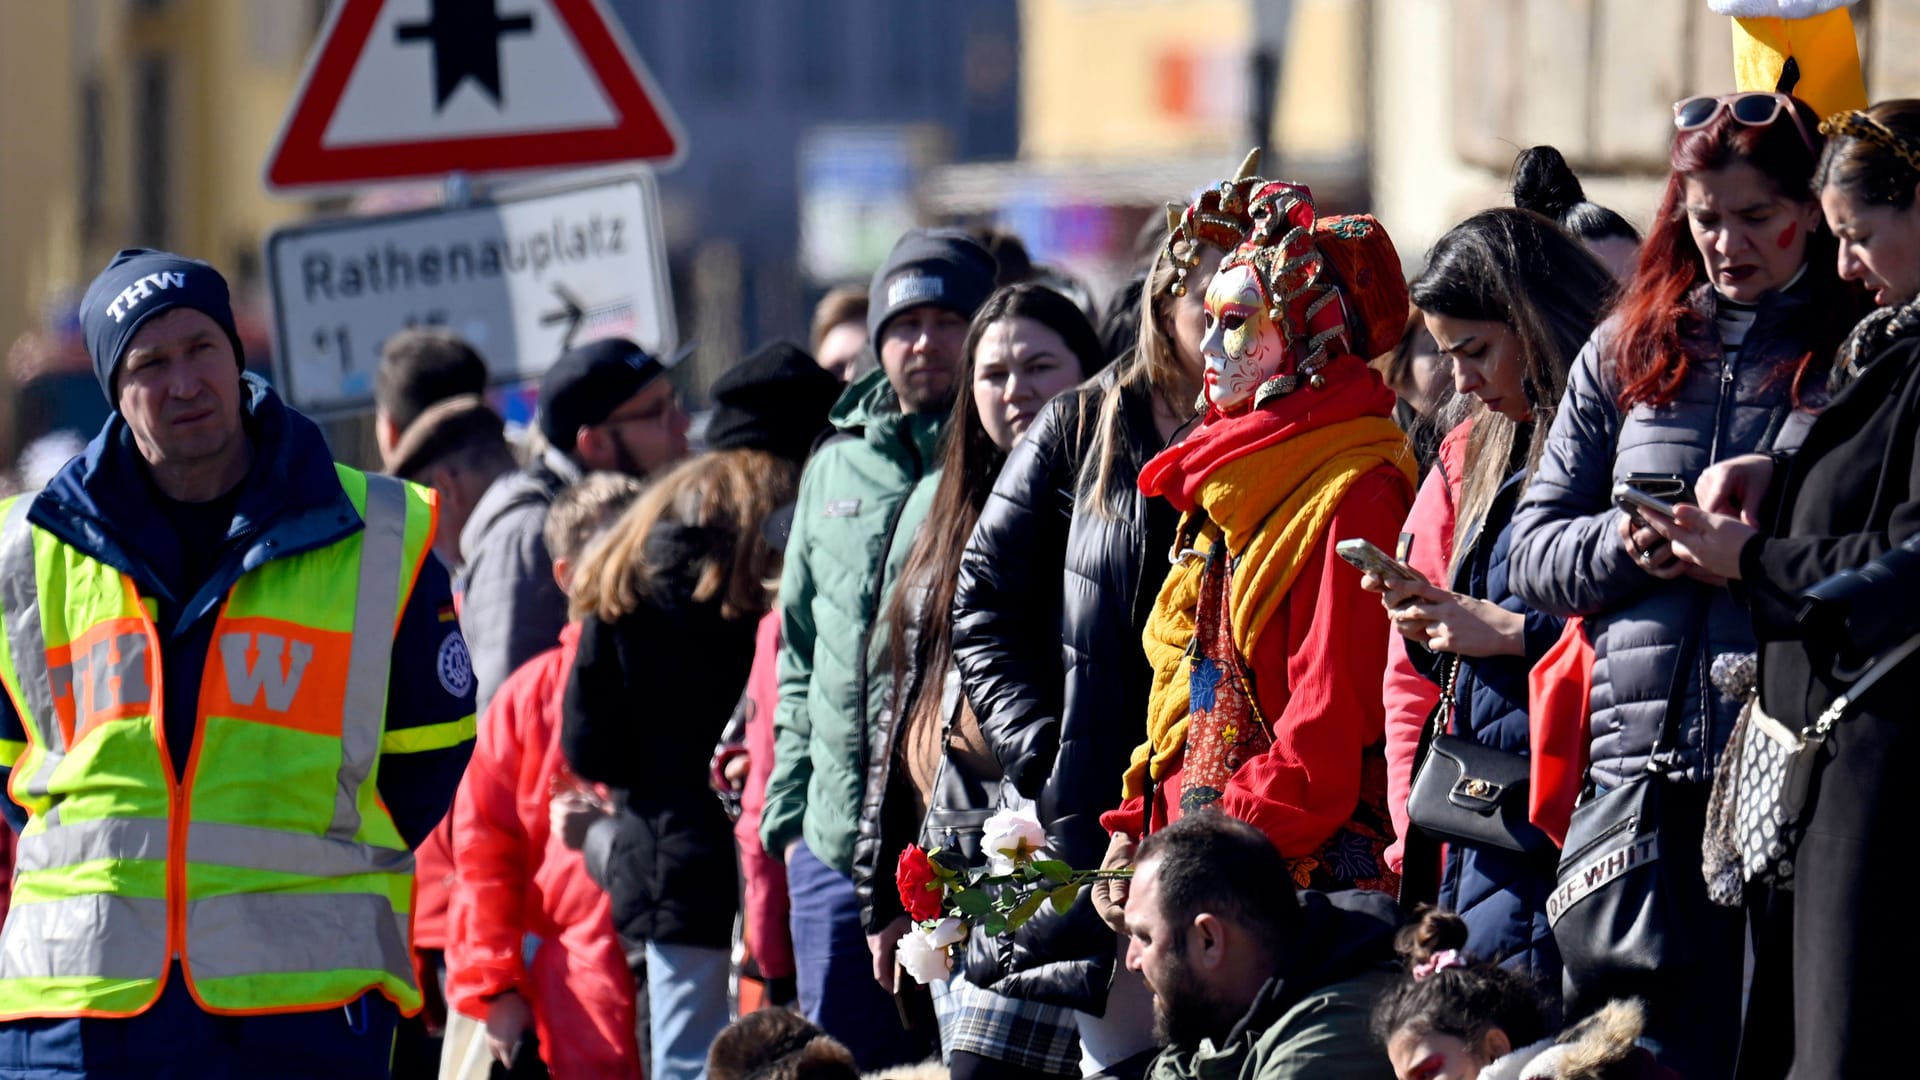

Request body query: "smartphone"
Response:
[1612, 481, 1684, 519]
[1336, 538, 1421, 583]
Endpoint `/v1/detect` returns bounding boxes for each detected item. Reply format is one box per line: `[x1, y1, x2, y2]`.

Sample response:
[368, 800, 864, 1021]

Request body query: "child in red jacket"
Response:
[446, 473, 645, 1078]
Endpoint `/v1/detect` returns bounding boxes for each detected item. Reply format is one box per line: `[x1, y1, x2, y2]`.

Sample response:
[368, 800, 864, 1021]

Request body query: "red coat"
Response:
[1382, 421, 1467, 871]
[446, 623, 640, 1079]
[1102, 465, 1411, 860]
[731, 611, 794, 980]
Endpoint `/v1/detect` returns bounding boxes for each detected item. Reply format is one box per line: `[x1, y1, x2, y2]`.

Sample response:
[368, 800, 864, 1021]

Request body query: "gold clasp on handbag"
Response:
[1455, 776, 1505, 801]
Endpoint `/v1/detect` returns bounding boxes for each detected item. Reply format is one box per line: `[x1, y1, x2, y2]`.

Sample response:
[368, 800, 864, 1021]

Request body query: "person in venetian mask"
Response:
[1093, 181, 1418, 921]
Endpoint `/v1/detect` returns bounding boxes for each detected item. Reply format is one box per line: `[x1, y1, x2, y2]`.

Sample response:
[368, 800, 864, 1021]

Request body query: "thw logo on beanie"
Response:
[80, 248, 244, 402]
[103, 271, 190, 323]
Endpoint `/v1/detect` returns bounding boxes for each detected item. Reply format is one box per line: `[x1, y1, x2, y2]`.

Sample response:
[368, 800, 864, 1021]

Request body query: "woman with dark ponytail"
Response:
[1512, 146, 1642, 281]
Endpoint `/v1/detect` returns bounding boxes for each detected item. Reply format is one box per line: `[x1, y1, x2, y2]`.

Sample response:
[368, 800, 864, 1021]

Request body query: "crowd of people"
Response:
[0, 86, 1916, 1080]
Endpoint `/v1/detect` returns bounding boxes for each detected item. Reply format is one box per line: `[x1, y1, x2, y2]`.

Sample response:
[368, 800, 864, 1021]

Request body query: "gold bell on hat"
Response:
[1310, 373, 1327, 390]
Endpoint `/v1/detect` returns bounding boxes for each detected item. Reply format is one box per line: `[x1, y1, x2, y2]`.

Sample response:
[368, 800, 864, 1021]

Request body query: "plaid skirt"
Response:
[930, 967, 1081, 1076]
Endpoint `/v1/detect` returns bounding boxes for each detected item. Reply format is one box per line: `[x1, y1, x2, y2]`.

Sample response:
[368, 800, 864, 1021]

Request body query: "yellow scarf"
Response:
[1120, 415, 1413, 802]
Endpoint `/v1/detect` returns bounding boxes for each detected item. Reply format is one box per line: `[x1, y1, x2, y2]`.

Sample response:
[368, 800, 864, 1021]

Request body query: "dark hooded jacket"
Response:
[563, 523, 759, 948]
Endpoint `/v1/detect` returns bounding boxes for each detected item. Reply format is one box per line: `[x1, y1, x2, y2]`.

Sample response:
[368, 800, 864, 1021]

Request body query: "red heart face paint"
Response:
[1776, 221, 1798, 250]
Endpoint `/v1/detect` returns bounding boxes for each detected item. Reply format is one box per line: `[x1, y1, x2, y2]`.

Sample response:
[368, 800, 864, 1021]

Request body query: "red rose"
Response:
[896, 845, 943, 922]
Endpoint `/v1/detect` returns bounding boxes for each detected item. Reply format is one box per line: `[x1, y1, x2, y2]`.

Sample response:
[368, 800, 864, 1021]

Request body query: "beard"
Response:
[1148, 951, 1233, 1050]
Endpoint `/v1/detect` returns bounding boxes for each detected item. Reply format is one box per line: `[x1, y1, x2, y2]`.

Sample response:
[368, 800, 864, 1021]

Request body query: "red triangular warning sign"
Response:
[265, 0, 684, 194]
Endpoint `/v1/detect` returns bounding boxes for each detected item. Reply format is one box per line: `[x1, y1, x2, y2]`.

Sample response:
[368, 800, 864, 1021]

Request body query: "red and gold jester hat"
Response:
[1162, 148, 1268, 298]
[1200, 179, 1407, 413]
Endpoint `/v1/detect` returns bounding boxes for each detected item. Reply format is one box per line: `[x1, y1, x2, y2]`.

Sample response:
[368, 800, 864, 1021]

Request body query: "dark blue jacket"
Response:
[0, 376, 474, 1079]
[1409, 469, 1563, 986]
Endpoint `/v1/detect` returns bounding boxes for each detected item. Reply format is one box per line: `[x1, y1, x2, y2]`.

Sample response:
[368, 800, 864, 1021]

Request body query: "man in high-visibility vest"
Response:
[0, 249, 477, 1078]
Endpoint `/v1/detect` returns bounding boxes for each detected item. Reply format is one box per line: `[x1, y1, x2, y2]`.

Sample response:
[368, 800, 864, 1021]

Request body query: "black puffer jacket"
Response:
[850, 546, 1022, 934]
[1508, 282, 1827, 787]
[951, 366, 1179, 1010]
[561, 524, 759, 948]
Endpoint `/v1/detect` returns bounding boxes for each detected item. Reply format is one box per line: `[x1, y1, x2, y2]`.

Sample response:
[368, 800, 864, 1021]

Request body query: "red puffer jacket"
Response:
[446, 623, 640, 1078]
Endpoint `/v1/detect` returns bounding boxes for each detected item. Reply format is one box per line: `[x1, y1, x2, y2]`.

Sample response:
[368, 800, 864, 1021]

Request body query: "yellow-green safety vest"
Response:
[0, 465, 452, 1020]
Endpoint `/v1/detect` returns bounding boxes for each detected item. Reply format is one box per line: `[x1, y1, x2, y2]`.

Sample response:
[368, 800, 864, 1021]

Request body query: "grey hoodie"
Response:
[458, 446, 580, 713]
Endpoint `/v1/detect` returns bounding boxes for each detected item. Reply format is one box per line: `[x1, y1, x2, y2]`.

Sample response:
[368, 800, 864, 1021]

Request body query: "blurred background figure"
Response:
[811, 285, 872, 384]
[1373, 311, 1458, 479]
[1511, 145, 1645, 282]
[375, 328, 490, 468]
[561, 345, 839, 1080]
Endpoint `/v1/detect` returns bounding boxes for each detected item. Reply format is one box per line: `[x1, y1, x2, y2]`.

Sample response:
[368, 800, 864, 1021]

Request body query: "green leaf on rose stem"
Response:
[953, 889, 993, 917]
[1007, 890, 1046, 929]
[928, 860, 958, 881]
[1031, 859, 1073, 884]
[984, 913, 1008, 936]
[1049, 883, 1080, 914]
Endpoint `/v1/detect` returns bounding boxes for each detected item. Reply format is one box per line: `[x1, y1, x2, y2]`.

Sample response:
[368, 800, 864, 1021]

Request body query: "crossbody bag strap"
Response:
[1409, 653, 1462, 785]
[1809, 630, 1920, 741]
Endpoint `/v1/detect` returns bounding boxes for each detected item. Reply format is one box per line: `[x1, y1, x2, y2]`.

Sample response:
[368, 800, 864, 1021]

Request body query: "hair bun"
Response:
[1512, 145, 1589, 222]
[1394, 905, 1472, 968]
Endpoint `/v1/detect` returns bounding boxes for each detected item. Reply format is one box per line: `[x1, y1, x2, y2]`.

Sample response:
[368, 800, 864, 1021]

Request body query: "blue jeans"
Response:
[787, 839, 932, 1070]
[645, 941, 730, 1080]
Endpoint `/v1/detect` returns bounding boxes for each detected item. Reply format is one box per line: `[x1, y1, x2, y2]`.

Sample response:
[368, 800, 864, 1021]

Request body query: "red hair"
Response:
[1609, 96, 1857, 410]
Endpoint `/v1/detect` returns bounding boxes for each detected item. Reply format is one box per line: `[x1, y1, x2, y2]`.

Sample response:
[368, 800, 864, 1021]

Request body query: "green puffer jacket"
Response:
[760, 368, 944, 875]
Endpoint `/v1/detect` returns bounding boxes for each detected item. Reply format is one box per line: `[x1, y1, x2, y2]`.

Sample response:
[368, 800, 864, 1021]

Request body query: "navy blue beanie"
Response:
[79, 248, 243, 403]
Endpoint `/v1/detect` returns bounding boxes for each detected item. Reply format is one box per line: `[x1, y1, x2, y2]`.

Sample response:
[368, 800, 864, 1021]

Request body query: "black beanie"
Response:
[80, 249, 244, 403]
[867, 229, 998, 348]
[537, 338, 667, 453]
[705, 341, 842, 465]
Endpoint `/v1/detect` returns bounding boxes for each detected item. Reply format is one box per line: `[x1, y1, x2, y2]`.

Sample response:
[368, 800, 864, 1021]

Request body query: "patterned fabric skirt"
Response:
[930, 963, 1081, 1077]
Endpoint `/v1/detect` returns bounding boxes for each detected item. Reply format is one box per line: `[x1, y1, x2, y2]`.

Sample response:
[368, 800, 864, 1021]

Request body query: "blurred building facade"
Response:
[1369, 0, 1920, 273]
[928, 0, 1372, 300]
[0, 0, 328, 467]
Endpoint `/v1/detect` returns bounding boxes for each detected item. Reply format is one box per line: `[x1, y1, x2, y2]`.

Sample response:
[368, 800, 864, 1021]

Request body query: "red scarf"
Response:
[1139, 356, 1400, 510]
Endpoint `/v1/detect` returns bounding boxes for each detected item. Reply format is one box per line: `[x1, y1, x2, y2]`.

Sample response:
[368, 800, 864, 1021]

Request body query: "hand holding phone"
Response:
[1612, 481, 1685, 520]
[1336, 538, 1421, 583]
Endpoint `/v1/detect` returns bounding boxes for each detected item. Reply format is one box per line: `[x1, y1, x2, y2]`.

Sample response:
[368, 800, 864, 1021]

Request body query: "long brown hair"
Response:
[1410, 208, 1614, 569]
[570, 448, 797, 623]
[884, 285, 1102, 744]
[1080, 242, 1211, 517]
[1609, 95, 1854, 410]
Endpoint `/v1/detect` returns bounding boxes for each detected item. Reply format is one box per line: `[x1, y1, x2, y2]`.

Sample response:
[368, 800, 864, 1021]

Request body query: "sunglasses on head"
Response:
[1673, 92, 1816, 155]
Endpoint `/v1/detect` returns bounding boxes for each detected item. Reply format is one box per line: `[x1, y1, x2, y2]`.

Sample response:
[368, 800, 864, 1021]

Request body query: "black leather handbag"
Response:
[1406, 656, 1551, 854]
[1547, 614, 1700, 1006]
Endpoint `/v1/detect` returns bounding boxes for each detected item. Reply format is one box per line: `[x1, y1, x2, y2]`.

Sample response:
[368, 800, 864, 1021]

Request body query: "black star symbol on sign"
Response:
[396, 0, 535, 110]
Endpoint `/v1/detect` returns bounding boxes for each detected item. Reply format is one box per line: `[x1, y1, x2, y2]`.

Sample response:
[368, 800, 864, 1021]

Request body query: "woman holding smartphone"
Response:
[1506, 92, 1862, 1076]
[1644, 100, 1920, 1075]
[1362, 208, 1615, 991]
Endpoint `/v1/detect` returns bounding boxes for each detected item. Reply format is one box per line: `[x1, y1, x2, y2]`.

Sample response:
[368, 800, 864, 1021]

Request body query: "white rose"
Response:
[925, 916, 968, 950]
[897, 925, 955, 984]
[981, 808, 1048, 875]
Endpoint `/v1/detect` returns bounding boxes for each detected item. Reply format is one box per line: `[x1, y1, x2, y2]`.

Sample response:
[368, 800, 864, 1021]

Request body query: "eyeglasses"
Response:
[600, 392, 684, 429]
[1673, 93, 1816, 155]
